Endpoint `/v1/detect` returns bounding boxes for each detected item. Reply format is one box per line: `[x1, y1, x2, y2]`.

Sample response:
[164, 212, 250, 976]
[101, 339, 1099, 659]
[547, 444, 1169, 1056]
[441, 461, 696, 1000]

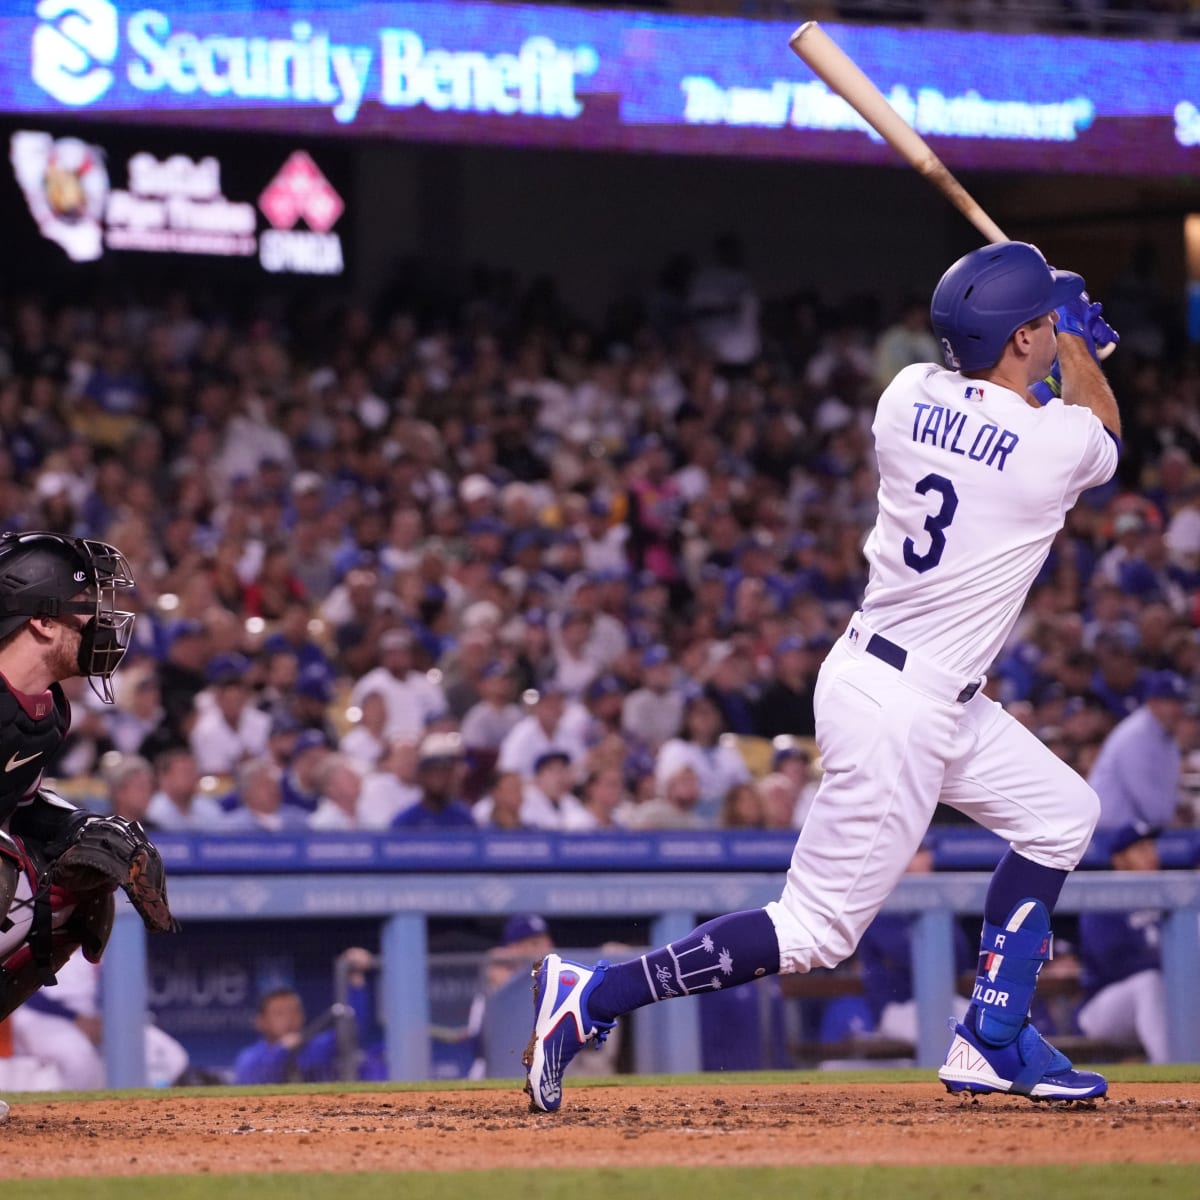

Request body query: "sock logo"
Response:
[32, 0, 119, 108]
[653, 963, 678, 997]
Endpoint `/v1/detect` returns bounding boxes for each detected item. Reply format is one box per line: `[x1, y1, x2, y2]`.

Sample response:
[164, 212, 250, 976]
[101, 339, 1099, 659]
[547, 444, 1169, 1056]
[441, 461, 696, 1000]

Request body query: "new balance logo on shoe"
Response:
[943, 1038, 988, 1074]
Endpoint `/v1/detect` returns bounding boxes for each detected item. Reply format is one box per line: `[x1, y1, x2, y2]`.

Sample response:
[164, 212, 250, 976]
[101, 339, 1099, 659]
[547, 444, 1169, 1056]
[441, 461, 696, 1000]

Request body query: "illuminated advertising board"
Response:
[2, 1, 1198, 174]
[7, 124, 348, 275]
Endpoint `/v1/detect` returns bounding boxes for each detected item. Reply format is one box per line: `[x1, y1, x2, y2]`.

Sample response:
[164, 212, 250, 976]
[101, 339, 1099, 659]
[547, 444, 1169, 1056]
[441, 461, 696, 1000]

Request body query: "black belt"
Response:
[864, 633, 981, 704]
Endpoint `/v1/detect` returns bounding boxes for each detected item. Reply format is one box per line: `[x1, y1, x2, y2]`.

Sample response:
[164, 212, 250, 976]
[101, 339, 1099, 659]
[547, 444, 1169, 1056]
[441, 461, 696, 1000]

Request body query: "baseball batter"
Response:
[524, 242, 1122, 1111]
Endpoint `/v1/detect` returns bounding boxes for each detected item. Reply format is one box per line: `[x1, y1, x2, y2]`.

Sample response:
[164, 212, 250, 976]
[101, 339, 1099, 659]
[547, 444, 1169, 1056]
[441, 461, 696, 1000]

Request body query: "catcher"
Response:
[0, 532, 179, 1105]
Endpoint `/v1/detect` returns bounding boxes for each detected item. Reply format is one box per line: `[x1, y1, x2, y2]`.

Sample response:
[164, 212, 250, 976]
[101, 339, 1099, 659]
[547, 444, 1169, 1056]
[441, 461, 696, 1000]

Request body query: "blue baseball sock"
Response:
[588, 909, 781, 1023]
[984, 850, 1067, 924]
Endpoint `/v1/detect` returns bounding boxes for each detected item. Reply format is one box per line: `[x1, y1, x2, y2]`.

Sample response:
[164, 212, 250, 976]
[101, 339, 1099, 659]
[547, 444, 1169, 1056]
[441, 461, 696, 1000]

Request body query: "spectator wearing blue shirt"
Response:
[391, 732, 476, 828]
[1087, 670, 1191, 831]
[233, 949, 382, 1084]
[1075, 823, 1167, 1063]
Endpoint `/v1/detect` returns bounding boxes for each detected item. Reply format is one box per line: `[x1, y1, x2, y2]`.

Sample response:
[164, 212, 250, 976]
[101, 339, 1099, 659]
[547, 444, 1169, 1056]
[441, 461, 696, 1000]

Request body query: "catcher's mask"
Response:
[0, 531, 135, 703]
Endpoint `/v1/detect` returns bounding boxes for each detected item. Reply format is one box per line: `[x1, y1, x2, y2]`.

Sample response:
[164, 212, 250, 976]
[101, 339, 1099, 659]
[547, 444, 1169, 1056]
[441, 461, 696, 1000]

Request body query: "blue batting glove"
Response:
[1087, 303, 1119, 358]
[1029, 358, 1062, 406]
[1056, 293, 1119, 362]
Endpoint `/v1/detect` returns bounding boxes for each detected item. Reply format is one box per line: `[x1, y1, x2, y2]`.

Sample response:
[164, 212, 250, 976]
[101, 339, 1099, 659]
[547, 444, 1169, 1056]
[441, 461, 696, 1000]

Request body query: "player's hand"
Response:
[1029, 359, 1062, 406]
[1055, 294, 1119, 362]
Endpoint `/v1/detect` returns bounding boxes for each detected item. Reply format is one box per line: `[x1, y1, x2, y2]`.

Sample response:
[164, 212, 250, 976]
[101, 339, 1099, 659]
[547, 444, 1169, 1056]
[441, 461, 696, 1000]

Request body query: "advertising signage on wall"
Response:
[4, 1, 1200, 175]
[5, 123, 349, 276]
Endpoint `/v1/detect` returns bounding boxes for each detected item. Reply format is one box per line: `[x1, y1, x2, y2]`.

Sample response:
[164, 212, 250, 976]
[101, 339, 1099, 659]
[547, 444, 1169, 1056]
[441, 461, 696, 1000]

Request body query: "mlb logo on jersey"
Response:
[964, 386, 986, 401]
[848, 626, 860, 644]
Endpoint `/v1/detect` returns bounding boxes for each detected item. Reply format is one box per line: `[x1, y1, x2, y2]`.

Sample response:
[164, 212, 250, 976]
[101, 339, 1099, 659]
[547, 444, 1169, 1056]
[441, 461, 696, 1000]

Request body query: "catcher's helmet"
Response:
[930, 241, 1083, 372]
[0, 531, 135, 702]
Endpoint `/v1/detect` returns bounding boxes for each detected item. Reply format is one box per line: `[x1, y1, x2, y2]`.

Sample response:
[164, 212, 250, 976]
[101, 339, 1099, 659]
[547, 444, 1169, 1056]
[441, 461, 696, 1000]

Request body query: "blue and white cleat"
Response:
[523, 953, 615, 1113]
[939, 1017, 1108, 1103]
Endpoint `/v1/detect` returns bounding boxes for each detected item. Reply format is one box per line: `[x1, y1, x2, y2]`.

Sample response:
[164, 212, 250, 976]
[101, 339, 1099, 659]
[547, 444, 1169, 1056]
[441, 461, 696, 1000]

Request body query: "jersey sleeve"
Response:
[1059, 402, 1120, 500]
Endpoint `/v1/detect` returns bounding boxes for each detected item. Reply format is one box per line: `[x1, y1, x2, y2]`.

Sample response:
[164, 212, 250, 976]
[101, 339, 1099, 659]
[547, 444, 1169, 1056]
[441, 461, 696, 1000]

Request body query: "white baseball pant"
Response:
[765, 629, 1099, 974]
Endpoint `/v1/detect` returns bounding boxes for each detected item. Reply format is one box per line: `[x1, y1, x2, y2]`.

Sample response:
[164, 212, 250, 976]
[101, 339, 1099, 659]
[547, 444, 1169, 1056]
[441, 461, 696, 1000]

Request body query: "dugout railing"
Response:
[97, 829, 1200, 1087]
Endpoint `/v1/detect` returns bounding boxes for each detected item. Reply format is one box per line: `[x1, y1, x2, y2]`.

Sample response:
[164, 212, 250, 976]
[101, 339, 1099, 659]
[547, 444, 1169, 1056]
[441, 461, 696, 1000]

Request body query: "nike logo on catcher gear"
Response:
[5, 751, 43, 772]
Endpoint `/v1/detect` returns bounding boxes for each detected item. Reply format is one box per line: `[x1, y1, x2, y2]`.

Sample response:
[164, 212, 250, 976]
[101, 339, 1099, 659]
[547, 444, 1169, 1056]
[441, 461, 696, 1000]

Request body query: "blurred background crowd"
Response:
[5, 223, 1200, 844]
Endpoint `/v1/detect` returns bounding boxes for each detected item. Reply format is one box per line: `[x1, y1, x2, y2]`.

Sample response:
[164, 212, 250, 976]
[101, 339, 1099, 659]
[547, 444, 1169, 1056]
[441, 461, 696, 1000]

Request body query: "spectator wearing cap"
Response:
[464, 912, 556, 1079]
[496, 682, 587, 780]
[1087, 670, 1193, 831]
[145, 746, 223, 831]
[155, 618, 210, 735]
[1088, 632, 1148, 721]
[578, 499, 629, 578]
[308, 753, 365, 832]
[621, 644, 684, 752]
[358, 737, 421, 829]
[460, 473, 499, 515]
[653, 692, 750, 824]
[752, 635, 817, 740]
[578, 670, 624, 737]
[260, 599, 333, 677]
[340, 689, 389, 774]
[349, 627, 447, 742]
[771, 737, 819, 827]
[188, 654, 272, 776]
[280, 728, 332, 815]
[292, 661, 341, 746]
[391, 732, 475, 828]
[519, 749, 594, 832]
[1075, 823, 1167, 1063]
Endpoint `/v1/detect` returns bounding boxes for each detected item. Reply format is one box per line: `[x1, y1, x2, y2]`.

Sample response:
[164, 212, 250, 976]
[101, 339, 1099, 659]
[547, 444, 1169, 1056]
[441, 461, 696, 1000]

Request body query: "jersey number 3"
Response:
[903, 473, 958, 573]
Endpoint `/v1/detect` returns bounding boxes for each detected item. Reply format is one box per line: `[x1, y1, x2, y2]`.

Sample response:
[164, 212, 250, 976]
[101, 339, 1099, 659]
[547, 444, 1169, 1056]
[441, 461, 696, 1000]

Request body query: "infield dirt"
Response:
[3, 1082, 1199, 1176]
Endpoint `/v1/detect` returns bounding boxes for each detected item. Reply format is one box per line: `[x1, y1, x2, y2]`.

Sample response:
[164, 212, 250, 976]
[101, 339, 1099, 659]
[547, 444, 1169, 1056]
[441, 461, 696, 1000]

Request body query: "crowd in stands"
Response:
[3, 232, 1200, 842]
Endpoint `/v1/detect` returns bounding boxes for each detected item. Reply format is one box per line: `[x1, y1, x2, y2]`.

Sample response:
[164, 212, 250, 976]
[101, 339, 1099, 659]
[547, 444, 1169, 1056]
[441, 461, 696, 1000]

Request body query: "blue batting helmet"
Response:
[930, 242, 1083, 372]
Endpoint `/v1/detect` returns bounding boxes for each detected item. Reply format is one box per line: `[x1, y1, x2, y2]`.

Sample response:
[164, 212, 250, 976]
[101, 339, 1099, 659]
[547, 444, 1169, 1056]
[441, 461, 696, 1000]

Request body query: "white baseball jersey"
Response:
[861, 363, 1119, 678]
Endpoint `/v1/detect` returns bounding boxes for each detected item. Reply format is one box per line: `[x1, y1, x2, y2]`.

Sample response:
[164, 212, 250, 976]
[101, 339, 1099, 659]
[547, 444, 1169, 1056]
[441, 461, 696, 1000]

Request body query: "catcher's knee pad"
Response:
[0, 934, 87, 1021]
[972, 898, 1053, 1045]
[0, 831, 21, 930]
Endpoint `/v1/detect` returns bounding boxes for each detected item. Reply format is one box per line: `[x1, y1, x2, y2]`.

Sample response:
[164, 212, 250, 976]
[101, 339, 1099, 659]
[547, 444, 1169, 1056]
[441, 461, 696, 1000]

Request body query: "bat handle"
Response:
[1096, 342, 1117, 361]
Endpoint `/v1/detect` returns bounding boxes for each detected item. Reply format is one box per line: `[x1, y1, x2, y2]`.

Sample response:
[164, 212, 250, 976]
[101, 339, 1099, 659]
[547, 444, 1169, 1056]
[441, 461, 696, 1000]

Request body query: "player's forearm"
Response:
[1057, 334, 1121, 439]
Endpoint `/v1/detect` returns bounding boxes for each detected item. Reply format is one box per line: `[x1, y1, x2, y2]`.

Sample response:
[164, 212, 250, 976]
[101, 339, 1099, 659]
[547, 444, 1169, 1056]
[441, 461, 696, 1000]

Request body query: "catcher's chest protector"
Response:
[0, 682, 70, 824]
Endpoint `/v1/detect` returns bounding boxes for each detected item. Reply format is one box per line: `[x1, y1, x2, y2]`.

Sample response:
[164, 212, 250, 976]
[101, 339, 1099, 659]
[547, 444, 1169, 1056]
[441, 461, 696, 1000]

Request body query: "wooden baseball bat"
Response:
[788, 21, 1115, 358]
[788, 21, 1006, 243]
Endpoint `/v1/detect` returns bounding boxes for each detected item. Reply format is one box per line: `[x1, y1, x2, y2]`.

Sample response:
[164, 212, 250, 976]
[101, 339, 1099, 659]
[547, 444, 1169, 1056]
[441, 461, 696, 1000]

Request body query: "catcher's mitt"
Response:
[48, 816, 180, 934]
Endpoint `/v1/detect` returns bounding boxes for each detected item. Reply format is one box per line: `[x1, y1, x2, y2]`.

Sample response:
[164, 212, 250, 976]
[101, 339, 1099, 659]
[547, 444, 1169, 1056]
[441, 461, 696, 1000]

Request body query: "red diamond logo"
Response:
[259, 152, 343, 233]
